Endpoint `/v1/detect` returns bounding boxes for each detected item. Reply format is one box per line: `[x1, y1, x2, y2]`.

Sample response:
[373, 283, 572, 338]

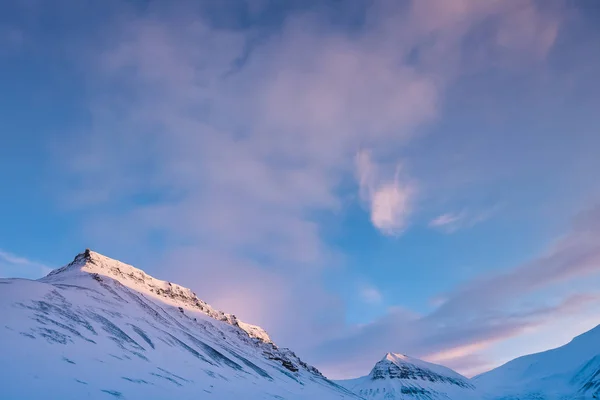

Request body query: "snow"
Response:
[474, 324, 600, 399]
[237, 320, 273, 344]
[0, 250, 359, 400]
[43, 250, 273, 343]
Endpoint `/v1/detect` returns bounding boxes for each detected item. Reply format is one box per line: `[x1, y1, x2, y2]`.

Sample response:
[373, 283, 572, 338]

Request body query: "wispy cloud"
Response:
[42, 0, 568, 373]
[429, 207, 498, 233]
[434, 204, 600, 316]
[429, 212, 464, 230]
[356, 150, 414, 236]
[0, 249, 52, 279]
[52, 0, 448, 349]
[314, 203, 600, 378]
[359, 284, 383, 305]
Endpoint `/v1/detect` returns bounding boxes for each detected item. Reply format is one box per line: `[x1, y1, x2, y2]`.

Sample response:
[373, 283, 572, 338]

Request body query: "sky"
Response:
[1, 0, 600, 380]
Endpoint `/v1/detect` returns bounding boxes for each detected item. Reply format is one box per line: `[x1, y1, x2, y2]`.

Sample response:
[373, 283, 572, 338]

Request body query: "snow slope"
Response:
[336, 352, 479, 400]
[474, 324, 600, 399]
[0, 250, 360, 400]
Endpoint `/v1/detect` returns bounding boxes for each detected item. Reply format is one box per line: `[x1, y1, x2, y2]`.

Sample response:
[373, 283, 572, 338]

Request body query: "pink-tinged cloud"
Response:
[51, 0, 568, 377]
[356, 150, 414, 235]
[314, 205, 600, 378]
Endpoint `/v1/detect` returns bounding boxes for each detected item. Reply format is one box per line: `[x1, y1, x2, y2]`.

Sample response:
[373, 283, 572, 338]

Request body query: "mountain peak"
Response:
[44, 248, 122, 278]
[368, 352, 473, 389]
[382, 352, 410, 362]
[336, 353, 476, 399]
[42, 249, 273, 344]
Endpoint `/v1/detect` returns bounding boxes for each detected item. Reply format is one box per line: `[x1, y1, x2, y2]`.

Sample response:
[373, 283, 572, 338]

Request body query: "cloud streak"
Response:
[0, 249, 52, 279]
[36, 0, 571, 377]
[314, 203, 600, 378]
[429, 207, 498, 233]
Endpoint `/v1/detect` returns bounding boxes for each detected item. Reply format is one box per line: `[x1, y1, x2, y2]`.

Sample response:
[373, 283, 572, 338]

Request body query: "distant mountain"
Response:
[0, 250, 360, 400]
[474, 324, 600, 399]
[336, 352, 478, 399]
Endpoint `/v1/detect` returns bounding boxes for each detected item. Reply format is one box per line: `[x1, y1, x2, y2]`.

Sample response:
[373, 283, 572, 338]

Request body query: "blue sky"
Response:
[2, 0, 600, 379]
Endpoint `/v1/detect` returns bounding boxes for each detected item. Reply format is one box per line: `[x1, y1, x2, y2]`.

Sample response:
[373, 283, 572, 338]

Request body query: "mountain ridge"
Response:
[0, 249, 358, 399]
[43, 249, 273, 344]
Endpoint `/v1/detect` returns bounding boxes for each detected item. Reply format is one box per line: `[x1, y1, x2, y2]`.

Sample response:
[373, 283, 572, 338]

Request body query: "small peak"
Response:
[43, 249, 137, 283]
[370, 352, 472, 387]
[382, 352, 408, 362]
[71, 249, 125, 267]
[73, 248, 92, 263]
[43, 249, 95, 278]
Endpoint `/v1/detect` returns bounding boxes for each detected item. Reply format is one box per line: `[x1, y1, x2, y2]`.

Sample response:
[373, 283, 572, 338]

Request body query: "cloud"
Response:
[359, 284, 383, 305]
[313, 203, 600, 378]
[371, 185, 413, 235]
[318, 291, 600, 379]
[426, 341, 491, 365]
[434, 204, 600, 316]
[429, 207, 498, 233]
[157, 247, 346, 352]
[38, 0, 567, 377]
[493, 1, 560, 61]
[429, 212, 464, 229]
[356, 150, 414, 235]
[0, 249, 53, 279]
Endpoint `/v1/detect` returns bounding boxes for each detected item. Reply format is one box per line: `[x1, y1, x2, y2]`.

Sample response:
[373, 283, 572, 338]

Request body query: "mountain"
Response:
[335, 352, 478, 399]
[0, 249, 360, 400]
[474, 324, 600, 399]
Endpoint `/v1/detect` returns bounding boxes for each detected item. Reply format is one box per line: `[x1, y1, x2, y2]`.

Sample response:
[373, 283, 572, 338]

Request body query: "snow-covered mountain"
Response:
[474, 324, 600, 399]
[336, 352, 478, 399]
[0, 249, 360, 400]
